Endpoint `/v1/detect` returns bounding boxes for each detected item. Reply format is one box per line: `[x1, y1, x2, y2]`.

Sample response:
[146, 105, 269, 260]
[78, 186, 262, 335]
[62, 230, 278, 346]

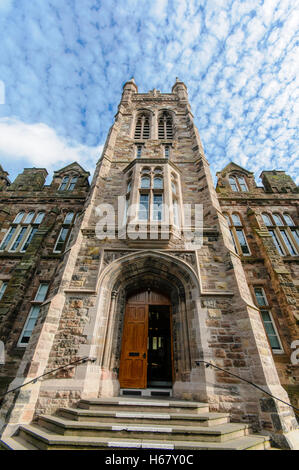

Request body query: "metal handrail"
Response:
[196, 360, 299, 415]
[0, 356, 96, 400]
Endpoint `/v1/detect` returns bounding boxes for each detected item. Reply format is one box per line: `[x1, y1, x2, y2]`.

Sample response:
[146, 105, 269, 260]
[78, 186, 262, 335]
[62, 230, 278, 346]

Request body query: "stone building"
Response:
[0, 79, 298, 449]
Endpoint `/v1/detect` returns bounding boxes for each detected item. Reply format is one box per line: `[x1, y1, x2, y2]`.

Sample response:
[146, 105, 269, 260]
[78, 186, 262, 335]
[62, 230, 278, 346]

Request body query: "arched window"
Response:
[135, 113, 150, 139]
[13, 212, 25, 224]
[262, 213, 272, 226]
[141, 176, 150, 189]
[272, 213, 284, 226]
[158, 111, 173, 139]
[153, 177, 163, 189]
[24, 212, 35, 224]
[225, 212, 250, 255]
[231, 213, 242, 226]
[34, 212, 45, 224]
[283, 214, 295, 226]
[64, 212, 74, 224]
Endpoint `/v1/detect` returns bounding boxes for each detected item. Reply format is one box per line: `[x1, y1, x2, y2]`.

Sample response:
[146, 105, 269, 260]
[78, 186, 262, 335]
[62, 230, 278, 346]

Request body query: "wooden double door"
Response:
[119, 290, 173, 389]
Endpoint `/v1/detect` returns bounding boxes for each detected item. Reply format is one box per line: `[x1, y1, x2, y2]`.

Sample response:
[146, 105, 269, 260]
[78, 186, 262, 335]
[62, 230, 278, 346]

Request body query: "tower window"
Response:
[164, 145, 170, 158]
[136, 145, 143, 158]
[158, 111, 173, 139]
[135, 113, 150, 139]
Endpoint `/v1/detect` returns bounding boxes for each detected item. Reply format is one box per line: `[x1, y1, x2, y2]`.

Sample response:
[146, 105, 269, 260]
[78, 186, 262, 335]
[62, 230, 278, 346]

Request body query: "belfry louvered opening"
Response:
[135, 113, 150, 139]
[158, 111, 173, 139]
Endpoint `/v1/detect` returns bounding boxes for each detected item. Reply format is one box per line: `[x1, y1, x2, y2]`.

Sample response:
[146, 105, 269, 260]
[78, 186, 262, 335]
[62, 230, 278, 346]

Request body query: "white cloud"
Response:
[0, 118, 101, 176]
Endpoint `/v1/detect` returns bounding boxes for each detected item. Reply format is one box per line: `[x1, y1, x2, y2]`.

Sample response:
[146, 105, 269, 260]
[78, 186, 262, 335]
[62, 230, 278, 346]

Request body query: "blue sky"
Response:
[0, 0, 298, 185]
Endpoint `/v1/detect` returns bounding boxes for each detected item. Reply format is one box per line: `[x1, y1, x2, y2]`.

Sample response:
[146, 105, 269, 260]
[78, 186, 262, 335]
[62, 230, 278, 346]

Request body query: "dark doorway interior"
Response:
[147, 305, 172, 388]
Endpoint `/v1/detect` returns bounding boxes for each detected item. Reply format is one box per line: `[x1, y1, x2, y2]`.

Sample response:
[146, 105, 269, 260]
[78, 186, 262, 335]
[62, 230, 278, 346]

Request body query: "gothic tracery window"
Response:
[158, 111, 173, 139]
[134, 113, 150, 139]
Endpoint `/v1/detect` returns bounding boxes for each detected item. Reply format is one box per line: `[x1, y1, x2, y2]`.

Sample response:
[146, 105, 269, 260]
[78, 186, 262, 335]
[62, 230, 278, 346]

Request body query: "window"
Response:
[262, 213, 272, 226]
[253, 287, 283, 352]
[13, 212, 25, 224]
[135, 113, 150, 139]
[283, 214, 295, 226]
[254, 287, 268, 307]
[152, 194, 163, 221]
[53, 212, 76, 253]
[229, 175, 248, 192]
[273, 213, 284, 226]
[141, 176, 150, 189]
[0, 282, 7, 301]
[164, 145, 170, 158]
[237, 176, 248, 192]
[153, 177, 163, 189]
[158, 111, 173, 139]
[225, 213, 250, 255]
[10, 227, 27, 252]
[24, 212, 35, 224]
[0, 226, 17, 251]
[59, 175, 79, 191]
[229, 177, 238, 192]
[139, 194, 149, 220]
[136, 145, 143, 158]
[34, 212, 45, 225]
[68, 176, 78, 191]
[138, 167, 164, 222]
[173, 200, 179, 226]
[269, 230, 285, 255]
[263, 212, 298, 256]
[59, 176, 69, 191]
[0, 211, 45, 253]
[20, 212, 45, 253]
[18, 283, 49, 347]
[279, 230, 297, 255]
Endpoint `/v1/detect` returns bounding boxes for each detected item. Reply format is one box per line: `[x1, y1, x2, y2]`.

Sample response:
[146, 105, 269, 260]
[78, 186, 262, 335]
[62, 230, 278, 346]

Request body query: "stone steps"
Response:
[37, 415, 248, 442]
[58, 408, 230, 426]
[0, 397, 272, 450]
[77, 397, 210, 414]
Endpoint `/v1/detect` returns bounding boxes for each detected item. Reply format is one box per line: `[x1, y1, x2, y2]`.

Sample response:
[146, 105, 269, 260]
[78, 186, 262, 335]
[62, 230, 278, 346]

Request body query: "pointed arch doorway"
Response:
[119, 289, 173, 389]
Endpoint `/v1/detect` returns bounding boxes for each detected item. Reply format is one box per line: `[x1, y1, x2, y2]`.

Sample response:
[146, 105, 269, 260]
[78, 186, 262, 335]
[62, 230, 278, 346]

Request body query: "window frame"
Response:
[18, 283, 49, 347]
[229, 174, 248, 192]
[0, 281, 8, 301]
[253, 286, 283, 353]
[224, 212, 251, 256]
[262, 212, 298, 256]
[53, 212, 76, 253]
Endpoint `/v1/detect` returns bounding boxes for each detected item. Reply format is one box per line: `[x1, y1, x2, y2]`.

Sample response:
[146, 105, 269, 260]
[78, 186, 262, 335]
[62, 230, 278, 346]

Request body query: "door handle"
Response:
[143, 353, 146, 359]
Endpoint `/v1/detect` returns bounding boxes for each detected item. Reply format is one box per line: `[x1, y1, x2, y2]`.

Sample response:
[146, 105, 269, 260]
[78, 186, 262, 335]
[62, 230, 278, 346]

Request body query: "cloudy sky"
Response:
[0, 0, 298, 185]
